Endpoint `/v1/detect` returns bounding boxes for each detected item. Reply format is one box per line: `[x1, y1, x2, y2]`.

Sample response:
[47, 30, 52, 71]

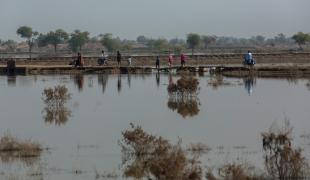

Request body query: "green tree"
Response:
[100, 33, 121, 52]
[153, 38, 169, 52]
[136, 35, 149, 44]
[292, 32, 310, 50]
[16, 26, 38, 59]
[186, 33, 201, 55]
[44, 29, 68, 52]
[201, 35, 217, 49]
[68, 30, 89, 52]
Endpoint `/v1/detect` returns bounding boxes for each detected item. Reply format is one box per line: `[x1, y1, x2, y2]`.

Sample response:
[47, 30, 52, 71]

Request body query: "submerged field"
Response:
[0, 73, 310, 179]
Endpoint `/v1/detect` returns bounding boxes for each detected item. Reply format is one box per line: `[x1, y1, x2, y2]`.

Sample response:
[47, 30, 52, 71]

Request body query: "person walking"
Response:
[180, 53, 186, 67]
[117, 51, 122, 66]
[155, 56, 160, 69]
[128, 56, 132, 66]
[76, 52, 84, 67]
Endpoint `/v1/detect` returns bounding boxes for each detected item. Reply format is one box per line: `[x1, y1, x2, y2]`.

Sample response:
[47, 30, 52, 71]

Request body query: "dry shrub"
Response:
[167, 75, 200, 118]
[120, 123, 202, 180]
[42, 85, 71, 106]
[42, 85, 71, 126]
[168, 75, 199, 97]
[261, 120, 309, 179]
[0, 133, 42, 165]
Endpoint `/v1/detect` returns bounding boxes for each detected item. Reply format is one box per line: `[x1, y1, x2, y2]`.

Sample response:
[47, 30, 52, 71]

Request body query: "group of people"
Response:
[72, 50, 255, 67]
[156, 53, 187, 69]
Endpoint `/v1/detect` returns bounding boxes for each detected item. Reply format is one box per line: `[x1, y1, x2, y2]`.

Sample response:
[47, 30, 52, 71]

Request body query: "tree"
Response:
[68, 30, 89, 52]
[16, 26, 38, 59]
[44, 29, 68, 52]
[100, 33, 121, 52]
[186, 33, 201, 55]
[136, 35, 149, 44]
[292, 32, 310, 50]
[201, 35, 217, 49]
[152, 38, 169, 52]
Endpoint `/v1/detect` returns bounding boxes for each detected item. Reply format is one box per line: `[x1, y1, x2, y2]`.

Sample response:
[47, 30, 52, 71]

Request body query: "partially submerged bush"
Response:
[120, 124, 202, 180]
[42, 85, 71, 126]
[167, 75, 200, 118]
[261, 120, 309, 179]
[42, 85, 71, 106]
[0, 133, 42, 165]
[168, 75, 199, 98]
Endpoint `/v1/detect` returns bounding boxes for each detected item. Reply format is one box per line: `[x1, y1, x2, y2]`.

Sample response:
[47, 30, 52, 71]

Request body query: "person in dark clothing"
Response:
[156, 56, 160, 69]
[117, 51, 122, 66]
[75, 52, 84, 67]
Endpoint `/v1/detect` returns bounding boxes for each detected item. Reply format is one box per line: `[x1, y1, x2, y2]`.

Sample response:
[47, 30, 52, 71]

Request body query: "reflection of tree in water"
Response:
[73, 74, 84, 92]
[98, 74, 109, 94]
[243, 76, 256, 96]
[41, 85, 71, 126]
[120, 124, 202, 180]
[117, 74, 122, 93]
[7, 75, 16, 86]
[167, 74, 200, 118]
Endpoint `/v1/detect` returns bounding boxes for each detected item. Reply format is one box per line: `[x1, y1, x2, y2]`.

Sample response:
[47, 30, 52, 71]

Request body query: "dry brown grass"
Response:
[0, 133, 42, 165]
[168, 75, 199, 97]
[261, 120, 310, 179]
[120, 123, 202, 180]
[167, 75, 200, 118]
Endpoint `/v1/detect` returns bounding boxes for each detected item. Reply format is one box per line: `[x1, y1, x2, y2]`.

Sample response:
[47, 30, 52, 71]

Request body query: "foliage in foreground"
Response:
[120, 123, 202, 180]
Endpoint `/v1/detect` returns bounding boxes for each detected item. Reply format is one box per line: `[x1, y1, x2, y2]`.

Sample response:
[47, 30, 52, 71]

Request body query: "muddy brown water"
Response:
[0, 73, 310, 179]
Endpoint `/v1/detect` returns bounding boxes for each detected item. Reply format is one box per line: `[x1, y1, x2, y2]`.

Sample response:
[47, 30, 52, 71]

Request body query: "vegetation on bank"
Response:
[0, 26, 309, 55]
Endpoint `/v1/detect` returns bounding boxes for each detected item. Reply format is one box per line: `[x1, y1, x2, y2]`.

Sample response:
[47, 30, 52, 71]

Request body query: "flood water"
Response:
[0, 73, 310, 179]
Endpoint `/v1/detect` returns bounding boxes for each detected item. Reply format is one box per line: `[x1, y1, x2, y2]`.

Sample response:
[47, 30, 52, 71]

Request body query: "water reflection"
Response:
[98, 74, 109, 94]
[117, 74, 122, 93]
[127, 73, 131, 88]
[156, 72, 160, 88]
[73, 74, 84, 92]
[167, 97, 200, 118]
[243, 76, 256, 96]
[7, 75, 16, 87]
[41, 85, 72, 126]
[42, 106, 71, 126]
[167, 74, 200, 118]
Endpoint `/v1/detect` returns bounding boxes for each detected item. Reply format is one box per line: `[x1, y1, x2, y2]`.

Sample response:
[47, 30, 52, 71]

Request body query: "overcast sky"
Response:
[1, 0, 310, 41]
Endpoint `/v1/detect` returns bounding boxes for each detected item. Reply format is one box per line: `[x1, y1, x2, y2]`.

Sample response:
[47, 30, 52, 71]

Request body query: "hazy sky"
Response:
[1, 0, 310, 41]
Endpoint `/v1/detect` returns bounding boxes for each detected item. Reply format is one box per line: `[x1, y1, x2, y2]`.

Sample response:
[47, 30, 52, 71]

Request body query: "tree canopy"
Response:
[68, 30, 89, 52]
[292, 32, 310, 49]
[186, 33, 201, 55]
[100, 33, 121, 52]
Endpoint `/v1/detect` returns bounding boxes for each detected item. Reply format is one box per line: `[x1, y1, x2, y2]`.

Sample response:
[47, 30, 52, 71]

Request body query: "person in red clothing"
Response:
[180, 53, 186, 67]
[168, 54, 174, 68]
